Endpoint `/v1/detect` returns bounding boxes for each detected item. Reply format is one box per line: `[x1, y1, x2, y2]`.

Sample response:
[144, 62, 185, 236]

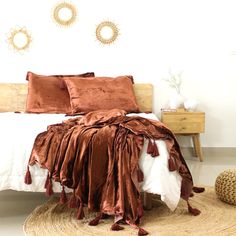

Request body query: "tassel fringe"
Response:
[59, 185, 67, 204]
[168, 156, 177, 171]
[89, 214, 102, 226]
[24, 166, 32, 185]
[44, 173, 50, 189]
[147, 139, 154, 154]
[138, 228, 149, 235]
[151, 141, 159, 157]
[187, 201, 201, 216]
[111, 223, 124, 231]
[45, 175, 53, 197]
[193, 186, 205, 193]
[126, 219, 149, 236]
[147, 139, 159, 158]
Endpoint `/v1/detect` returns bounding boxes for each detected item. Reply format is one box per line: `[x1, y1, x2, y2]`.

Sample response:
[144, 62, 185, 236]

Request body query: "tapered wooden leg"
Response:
[192, 134, 203, 162]
[143, 192, 152, 210]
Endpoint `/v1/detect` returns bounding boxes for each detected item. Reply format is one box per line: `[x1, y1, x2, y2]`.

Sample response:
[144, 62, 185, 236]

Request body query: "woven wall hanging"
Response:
[96, 21, 119, 45]
[52, 2, 77, 27]
[7, 27, 32, 53]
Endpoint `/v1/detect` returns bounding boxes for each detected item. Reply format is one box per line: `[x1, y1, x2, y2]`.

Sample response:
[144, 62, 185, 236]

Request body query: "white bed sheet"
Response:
[0, 112, 181, 211]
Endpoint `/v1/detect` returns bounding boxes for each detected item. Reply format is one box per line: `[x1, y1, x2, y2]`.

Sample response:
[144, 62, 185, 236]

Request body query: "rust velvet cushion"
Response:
[63, 76, 140, 115]
[26, 72, 95, 114]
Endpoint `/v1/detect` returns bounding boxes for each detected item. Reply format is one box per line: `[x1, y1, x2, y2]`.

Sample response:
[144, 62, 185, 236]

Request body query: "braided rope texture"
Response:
[215, 169, 236, 205]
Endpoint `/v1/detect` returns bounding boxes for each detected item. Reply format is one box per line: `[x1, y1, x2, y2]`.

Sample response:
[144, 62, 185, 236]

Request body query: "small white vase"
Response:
[184, 98, 198, 111]
[169, 92, 184, 109]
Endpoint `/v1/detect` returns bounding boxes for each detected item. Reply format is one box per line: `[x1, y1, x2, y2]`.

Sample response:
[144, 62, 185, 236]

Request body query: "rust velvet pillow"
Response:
[26, 72, 95, 114]
[63, 76, 140, 115]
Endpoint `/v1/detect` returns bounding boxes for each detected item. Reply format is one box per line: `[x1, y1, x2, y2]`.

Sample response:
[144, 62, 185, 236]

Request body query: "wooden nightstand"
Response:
[161, 110, 205, 162]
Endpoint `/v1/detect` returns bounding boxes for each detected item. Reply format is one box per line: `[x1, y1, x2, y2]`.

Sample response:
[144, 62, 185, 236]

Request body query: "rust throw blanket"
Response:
[25, 109, 201, 235]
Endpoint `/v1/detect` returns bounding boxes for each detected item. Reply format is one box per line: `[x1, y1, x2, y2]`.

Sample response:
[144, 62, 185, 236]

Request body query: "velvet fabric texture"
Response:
[26, 72, 95, 114]
[63, 76, 140, 115]
[26, 109, 194, 233]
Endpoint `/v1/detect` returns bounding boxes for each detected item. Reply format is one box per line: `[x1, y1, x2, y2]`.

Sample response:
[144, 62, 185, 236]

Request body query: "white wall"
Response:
[0, 0, 236, 147]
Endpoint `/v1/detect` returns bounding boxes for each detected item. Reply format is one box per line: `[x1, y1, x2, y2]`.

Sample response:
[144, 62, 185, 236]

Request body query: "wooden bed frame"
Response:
[0, 83, 153, 113]
[0, 82, 153, 209]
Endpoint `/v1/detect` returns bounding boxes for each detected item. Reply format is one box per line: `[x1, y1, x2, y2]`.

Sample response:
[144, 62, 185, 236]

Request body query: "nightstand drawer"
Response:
[161, 110, 205, 161]
[161, 112, 205, 134]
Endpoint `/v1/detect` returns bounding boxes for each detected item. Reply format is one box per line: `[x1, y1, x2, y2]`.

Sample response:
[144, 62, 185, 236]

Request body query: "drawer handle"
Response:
[181, 117, 187, 121]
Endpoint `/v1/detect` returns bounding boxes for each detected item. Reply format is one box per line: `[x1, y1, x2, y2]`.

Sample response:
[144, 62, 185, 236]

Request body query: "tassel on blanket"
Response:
[68, 190, 77, 208]
[45, 173, 53, 197]
[189, 187, 205, 199]
[168, 156, 177, 171]
[126, 219, 149, 236]
[147, 139, 159, 157]
[151, 141, 159, 157]
[111, 223, 124, 231]
[89, 214, 103, 226]
[193, 186, 205, 193]
[187, 201, 201, 216]
[44, 173, 50, 189]
[24, 166, 32, 185]
[59, 185, 67, 204]
[147, 139, 154, 154]
[76, 203, 85, 219]
[138, 228, 149, 235]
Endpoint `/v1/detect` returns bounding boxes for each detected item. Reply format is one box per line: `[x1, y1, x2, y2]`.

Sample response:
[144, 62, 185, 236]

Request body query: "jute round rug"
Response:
[23, 187, 236, 236]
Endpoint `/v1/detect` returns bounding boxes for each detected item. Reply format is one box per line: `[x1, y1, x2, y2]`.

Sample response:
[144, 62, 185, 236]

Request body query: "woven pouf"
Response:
[215, 169, 236, 205]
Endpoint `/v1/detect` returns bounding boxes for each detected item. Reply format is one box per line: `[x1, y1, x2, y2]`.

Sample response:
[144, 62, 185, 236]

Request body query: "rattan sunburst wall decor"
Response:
[52, 1, 77, 27]
[95, 21, 119, 45]
[7, 27, 32, 53]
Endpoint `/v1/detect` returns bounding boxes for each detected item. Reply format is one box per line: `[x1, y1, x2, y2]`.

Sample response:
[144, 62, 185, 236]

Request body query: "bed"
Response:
[0, 74, 199, 235]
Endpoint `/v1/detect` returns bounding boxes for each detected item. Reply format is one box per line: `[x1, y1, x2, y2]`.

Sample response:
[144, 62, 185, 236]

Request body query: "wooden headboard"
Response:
[0, 83, 153, 112]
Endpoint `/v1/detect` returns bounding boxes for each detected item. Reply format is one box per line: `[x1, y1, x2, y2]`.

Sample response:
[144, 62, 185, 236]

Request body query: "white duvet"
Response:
[0, 112, 181, 211]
